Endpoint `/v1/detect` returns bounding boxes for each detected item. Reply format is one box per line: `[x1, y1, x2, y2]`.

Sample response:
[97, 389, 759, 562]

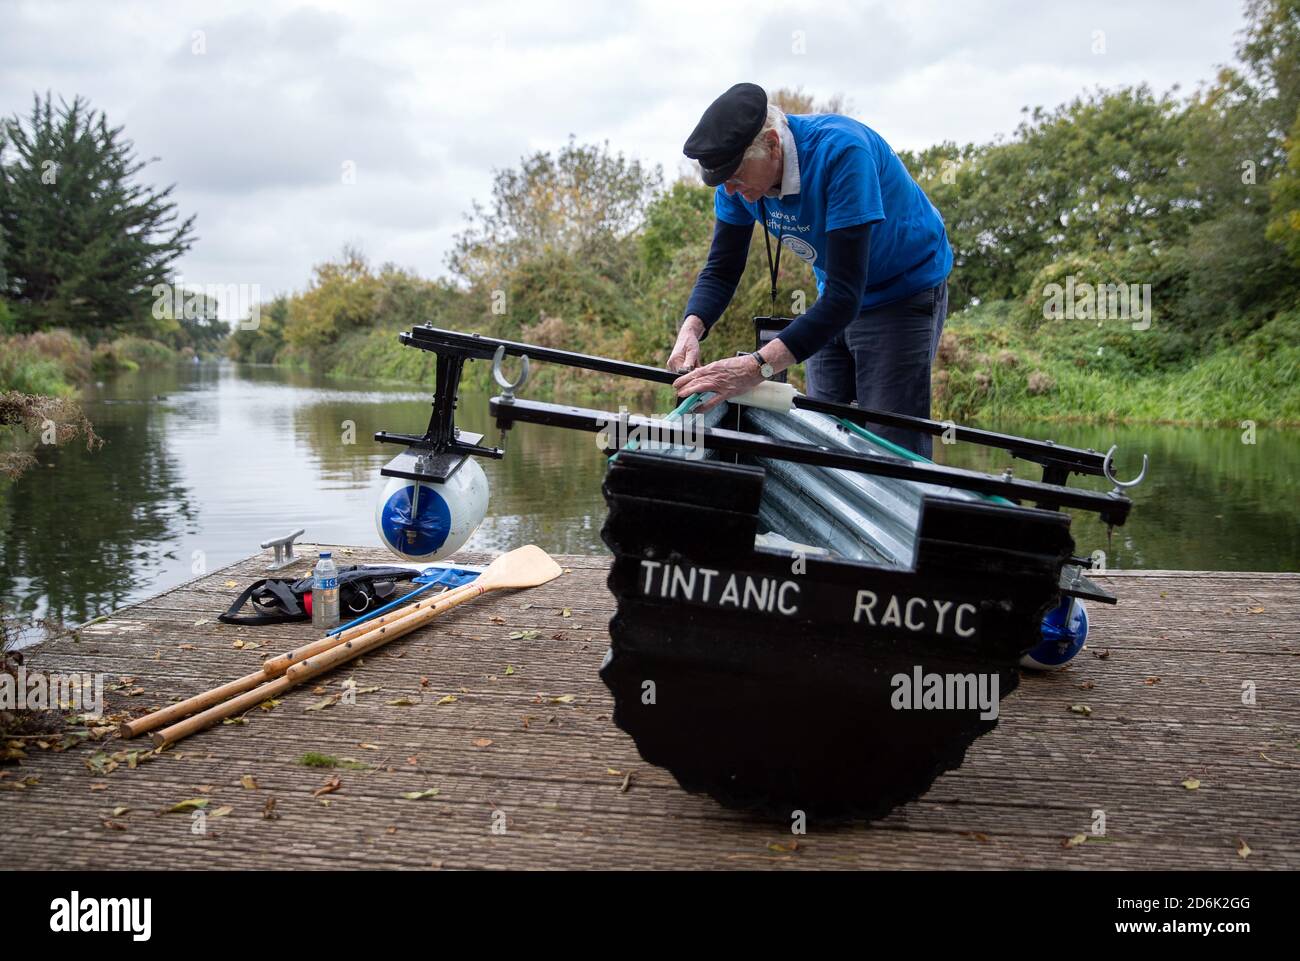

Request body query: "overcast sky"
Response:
[2, 0, 1249, 320]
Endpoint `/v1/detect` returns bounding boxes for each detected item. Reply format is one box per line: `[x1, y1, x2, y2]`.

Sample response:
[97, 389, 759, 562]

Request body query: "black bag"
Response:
[218, 565, 418, 626]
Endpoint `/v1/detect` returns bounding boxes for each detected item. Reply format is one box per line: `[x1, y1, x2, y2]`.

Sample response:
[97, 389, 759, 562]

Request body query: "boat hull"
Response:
[599, 450, 1074, 821]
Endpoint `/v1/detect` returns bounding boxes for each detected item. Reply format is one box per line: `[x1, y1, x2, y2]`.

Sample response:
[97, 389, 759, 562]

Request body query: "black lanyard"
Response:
[759, 197, 782, 315]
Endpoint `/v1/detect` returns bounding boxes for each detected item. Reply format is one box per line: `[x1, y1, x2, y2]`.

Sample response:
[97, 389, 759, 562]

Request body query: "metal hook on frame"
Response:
[492, 345, 530, 402]
[1102, 445, 1148, 496]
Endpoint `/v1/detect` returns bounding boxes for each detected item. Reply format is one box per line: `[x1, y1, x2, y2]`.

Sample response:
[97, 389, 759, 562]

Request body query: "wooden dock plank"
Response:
[2, 546, 1296, 870]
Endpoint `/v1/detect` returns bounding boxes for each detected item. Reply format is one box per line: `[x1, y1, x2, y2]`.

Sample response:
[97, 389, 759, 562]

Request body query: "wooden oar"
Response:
[147, 545, 563, 748]
[116, 590, 468, 741]
[121, 551, 527, 739]
[259, 579, 480, 676]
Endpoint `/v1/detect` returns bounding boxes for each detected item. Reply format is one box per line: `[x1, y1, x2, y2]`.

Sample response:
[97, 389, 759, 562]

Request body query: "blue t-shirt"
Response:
[714, 113, 952, 310]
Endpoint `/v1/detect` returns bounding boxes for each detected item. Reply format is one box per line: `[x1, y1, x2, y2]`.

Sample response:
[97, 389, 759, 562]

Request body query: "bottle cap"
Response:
[320, 551, 331, 558]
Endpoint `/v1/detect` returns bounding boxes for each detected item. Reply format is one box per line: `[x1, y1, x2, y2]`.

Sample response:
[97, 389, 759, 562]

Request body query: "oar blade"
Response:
[476, 545, 563, 590]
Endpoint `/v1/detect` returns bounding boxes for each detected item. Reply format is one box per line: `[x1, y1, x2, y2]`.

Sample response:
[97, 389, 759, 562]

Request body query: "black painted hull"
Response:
[599, 446, 1074, 821]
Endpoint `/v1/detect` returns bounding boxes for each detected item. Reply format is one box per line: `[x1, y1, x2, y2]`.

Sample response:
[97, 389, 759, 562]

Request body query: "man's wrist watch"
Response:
[749, 350, 776, 380]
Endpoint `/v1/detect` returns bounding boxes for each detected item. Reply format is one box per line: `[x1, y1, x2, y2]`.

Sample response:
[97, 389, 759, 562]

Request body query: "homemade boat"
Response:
[374, 325, 1144, 821]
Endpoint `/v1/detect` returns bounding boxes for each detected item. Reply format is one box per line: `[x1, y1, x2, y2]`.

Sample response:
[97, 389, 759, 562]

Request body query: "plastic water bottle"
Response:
[312, 552, 340, 629]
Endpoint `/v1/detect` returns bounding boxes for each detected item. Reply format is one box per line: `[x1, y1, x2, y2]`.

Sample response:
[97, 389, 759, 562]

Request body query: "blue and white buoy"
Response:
[1021, 596, 1089, 670]
[374, 458, 489, 562]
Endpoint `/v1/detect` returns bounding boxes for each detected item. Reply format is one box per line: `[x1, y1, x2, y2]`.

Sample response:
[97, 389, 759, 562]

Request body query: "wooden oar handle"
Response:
[260, 581, 479, 676]
[151, 581, 490, 749]
[286, 582, 487, 681]
[151, 674, 294, 749]
[119, 670, 268, 739]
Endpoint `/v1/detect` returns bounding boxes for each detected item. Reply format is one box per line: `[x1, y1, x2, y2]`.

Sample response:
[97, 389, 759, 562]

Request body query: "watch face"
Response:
[760, 363, 775, 379]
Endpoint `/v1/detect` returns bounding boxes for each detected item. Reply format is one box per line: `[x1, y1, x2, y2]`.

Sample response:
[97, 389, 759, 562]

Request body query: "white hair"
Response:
[742, 104, 786, 163]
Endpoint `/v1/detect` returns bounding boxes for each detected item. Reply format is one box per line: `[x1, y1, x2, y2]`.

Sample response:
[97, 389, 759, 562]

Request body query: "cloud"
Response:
[1, 0, 1249, 317]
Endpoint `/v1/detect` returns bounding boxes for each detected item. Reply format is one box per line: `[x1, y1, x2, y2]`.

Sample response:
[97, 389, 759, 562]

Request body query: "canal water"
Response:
[2, 361, 1296, 640]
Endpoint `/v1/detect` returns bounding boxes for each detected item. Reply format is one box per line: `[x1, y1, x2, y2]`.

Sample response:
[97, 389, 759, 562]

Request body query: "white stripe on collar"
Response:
[766, 112, 801, 199]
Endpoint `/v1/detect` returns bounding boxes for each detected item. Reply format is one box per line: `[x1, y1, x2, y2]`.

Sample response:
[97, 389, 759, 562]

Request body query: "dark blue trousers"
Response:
[804, 281, 948, 459]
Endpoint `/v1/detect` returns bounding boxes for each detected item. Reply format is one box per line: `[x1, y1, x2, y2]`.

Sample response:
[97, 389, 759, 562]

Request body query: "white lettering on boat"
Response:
[853, 590, 978, 638]
[638, 560, 801, 615]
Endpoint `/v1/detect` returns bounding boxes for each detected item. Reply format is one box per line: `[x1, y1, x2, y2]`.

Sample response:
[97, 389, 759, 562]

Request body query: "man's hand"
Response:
[673, 354, 765, 412]
[667, 315, 705, 371]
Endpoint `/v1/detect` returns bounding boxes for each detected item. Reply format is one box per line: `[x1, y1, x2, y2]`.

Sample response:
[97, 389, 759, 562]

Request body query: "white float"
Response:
[374, 457, 489, 562]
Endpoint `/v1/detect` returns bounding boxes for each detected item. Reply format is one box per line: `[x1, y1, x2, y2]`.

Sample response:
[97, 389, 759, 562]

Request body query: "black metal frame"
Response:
[398, 324, 1114, 482]
[489, 396, 1132, 526]
[373, 349, 503, 482]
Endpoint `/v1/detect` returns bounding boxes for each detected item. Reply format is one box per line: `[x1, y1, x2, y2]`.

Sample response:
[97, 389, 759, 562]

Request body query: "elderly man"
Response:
[669, 83, 952, 457]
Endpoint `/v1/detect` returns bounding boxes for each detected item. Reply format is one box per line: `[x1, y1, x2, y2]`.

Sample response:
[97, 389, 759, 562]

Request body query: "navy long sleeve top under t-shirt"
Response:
[682, 219, 872, 363]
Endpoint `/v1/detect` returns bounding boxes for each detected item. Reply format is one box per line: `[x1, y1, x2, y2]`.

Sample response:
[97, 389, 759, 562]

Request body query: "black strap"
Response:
[759, 197, 783, 315]
[217, 578, 305, 626]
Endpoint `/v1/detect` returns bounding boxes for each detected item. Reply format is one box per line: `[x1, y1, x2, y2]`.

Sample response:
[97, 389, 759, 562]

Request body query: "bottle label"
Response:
[318, 577, 338, 590]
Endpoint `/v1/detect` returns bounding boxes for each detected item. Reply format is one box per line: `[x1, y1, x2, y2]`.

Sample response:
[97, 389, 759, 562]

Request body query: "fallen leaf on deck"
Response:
[1062, 834, 1087, 848]
[259, 698, 281, 711]
[262, 797, 280, 820]
[436, 695, 457, 706]
[504, 664, 515, 676]
[548, 694, 576, 705]
[312, 776, 341, 798]
[606, 768, 622, 776]
[400, 788, 440, 800]
[89, 782, 108, 791]
[165, 798, 209, 813]
[1246, 607, 1265, 614]
[240, 775, 258, 790]
[102, 819, 127, 831]
[619, 771, 632, 793]
[472, 738, 493, 748]
[508, 630, 539, 640]
[767, 840, 798, 853]
[490, 616, 505, 625]
[233, 639, 245, 649]
[1182, 778, 1201, 790]
[193, 619, 209, 627]
[225, 580, 238, 587]
[1069, 704, 1092, 716]
[966, 832, 990, 843]
[358, 743, 381, 750]
[1079, 680, 1095, 690]
[387, 697, 417, 707]
[1237, 838, 1252, 859]
[211, 805, 234, 817]
[305, 696, 339, 712]
[1093, 649, 1111, 660]
[560, 608, 572, 618]
[222, 717, 248, 726]
[111, 805, 129, 816]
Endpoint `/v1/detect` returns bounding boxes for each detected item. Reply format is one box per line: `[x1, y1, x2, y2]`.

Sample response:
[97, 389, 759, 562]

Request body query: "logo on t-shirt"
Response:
[780, 234, 817, 265]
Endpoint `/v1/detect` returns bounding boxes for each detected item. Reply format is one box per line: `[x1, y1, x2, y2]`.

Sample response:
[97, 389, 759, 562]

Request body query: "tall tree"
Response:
[0, 93, 195, 337]
[448, 136, 661, 288]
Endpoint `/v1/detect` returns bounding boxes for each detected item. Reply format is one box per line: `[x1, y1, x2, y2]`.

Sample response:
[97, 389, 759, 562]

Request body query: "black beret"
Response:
[683, 83, 768, 187]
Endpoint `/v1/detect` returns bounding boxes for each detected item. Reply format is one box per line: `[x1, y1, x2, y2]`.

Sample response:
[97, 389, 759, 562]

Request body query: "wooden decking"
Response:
[3, 546, 1297, 870]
